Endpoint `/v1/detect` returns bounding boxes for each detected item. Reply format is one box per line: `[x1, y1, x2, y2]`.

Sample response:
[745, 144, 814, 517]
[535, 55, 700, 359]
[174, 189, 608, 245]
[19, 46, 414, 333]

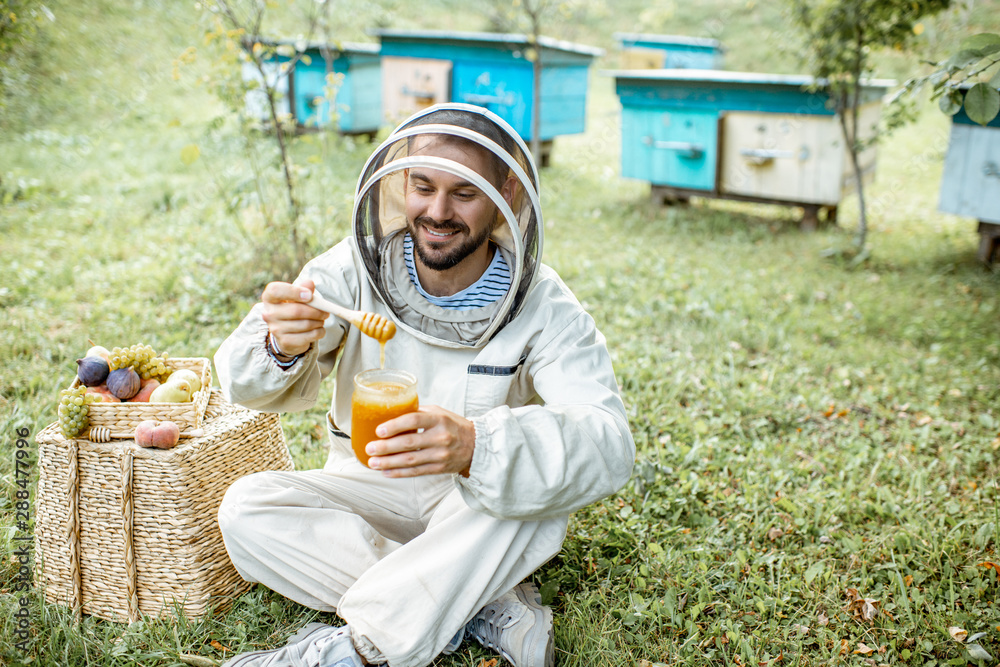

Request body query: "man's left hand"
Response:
[366, 405, 475, 478]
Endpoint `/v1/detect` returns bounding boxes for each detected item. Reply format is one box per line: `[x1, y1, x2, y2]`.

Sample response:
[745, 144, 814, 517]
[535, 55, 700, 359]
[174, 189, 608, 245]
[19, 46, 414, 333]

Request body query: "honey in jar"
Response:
[351, 369, 418, 467]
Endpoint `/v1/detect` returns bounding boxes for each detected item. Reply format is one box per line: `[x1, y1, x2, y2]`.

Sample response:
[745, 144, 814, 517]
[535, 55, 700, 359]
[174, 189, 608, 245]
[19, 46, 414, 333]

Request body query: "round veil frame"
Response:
[353, 155, 525, 347]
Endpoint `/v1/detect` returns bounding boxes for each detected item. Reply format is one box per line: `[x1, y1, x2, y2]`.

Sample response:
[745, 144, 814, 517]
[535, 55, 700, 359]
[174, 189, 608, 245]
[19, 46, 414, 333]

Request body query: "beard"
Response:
[408, 215, 494, 271]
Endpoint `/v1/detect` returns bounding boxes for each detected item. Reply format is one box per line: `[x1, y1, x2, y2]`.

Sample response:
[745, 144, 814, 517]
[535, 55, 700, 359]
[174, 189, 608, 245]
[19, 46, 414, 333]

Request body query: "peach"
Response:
[85, 384, 121, 403]
[127, 378, 161, 402]
[134, 420, 181, 449]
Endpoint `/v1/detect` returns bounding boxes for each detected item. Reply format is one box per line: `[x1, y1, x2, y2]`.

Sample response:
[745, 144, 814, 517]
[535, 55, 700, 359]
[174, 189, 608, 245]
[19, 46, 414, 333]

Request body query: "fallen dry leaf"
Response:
[476, 659, 498, 667]
[768, 527, 784, 541]
[978, 561, 1000, 578]
[209, 640, 231, 652]
[854, 642, 875, 655]
[839, 638, 849, 656]
[818, 612, 829, 626]
[844, 588, 880, 623]
[949, 626, 968, 643]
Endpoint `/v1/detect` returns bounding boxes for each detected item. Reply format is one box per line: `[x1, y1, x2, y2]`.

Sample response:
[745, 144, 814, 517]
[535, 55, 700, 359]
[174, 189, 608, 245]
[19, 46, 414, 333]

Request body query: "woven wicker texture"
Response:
[35, 389, 294, 623]
[72, 357, 213, 433]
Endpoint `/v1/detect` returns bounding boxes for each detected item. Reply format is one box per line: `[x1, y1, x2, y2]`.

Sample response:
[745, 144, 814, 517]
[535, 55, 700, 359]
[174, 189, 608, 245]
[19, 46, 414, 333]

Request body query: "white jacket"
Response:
[214, 104, 635, 523]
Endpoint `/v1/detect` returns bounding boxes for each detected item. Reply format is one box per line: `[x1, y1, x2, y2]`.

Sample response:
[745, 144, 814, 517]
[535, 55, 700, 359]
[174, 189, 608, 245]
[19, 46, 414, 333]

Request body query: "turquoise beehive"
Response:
[614, 33, 724, 70]
[373, 28, 603, 163]
[612, 69, 893, 227]
[243, 38, 382, 134]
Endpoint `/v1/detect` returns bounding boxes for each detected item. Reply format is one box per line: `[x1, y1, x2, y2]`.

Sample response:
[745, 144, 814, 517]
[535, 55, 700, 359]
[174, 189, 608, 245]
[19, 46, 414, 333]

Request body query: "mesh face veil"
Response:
[352, 103, 543, 349]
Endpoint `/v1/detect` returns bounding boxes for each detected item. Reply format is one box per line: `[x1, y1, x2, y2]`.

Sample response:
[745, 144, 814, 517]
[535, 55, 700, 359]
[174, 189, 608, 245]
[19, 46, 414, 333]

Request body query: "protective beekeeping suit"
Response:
[214, 103, 635, 667]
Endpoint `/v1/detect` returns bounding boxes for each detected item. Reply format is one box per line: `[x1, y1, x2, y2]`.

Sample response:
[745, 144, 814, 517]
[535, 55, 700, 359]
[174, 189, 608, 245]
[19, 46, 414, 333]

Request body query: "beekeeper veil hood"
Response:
[353, 103, 542, 349]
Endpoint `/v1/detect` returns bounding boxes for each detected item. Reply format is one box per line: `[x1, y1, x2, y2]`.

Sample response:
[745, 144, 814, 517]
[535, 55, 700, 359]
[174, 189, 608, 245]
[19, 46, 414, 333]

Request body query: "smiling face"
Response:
[404, 134, 514, 295]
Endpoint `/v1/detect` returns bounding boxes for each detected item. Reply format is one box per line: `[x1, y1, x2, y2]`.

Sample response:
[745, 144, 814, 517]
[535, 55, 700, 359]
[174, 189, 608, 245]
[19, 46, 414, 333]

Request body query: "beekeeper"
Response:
[214, 103, 635, 667]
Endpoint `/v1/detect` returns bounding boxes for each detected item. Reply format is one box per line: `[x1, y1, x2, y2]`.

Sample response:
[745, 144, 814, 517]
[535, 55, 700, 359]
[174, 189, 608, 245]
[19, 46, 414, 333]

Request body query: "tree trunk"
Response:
[257, 57, 301, 258]
[837, 32, 869, 252]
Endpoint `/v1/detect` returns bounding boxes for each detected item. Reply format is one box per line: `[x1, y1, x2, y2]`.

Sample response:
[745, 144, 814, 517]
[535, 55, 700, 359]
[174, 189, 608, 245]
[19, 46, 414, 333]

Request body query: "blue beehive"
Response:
[937, 88, 1000, 263]
[243, 38, 382, 134]
[373, 28, 603, 163]
[614, 32, 724, 70]
[612, 69, 892, 228]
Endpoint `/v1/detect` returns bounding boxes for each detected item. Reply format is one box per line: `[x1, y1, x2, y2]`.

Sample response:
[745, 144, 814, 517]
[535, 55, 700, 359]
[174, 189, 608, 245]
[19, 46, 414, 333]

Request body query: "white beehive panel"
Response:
[939, 123, 1000, 224]
[719, 110, 844, 204]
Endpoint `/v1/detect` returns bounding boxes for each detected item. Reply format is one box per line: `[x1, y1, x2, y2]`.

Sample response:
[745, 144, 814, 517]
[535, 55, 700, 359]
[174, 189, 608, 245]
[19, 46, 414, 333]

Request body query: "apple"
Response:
[134, 420, 181, 449]
[165, 368, 202, 395]
[148, 380, 192, 403]
[127, 378, 160, 403]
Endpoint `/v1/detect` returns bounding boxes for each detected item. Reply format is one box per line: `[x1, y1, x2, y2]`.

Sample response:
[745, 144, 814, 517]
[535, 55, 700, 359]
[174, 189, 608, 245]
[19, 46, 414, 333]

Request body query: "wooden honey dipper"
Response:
[307, 291, 396, 343]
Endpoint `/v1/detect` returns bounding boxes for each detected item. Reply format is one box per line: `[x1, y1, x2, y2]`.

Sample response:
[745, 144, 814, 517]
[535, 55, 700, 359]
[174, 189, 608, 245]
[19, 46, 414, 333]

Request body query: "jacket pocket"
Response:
[464, 353, 528, 416]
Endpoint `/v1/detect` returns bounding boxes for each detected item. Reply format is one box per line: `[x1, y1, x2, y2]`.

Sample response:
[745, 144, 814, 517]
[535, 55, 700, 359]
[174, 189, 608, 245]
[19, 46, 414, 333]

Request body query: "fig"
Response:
[76, 356, 110, 387]
[107, 367, 141, 400]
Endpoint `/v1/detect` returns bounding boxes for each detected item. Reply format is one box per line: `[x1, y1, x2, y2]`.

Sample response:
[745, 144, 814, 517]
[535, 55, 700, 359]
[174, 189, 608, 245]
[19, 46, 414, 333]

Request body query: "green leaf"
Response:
[964, 83, 1000, 126]
[939, 89, 963, 116]
[180, 143, 201, 166]
[959, 33, 1000, 56]
[990, 67, 1000, 89]
[966, 643, 994, 661]
[539, 579, 559, 605]
[946, 49, 986, 70]
[804, 561, 825, 585]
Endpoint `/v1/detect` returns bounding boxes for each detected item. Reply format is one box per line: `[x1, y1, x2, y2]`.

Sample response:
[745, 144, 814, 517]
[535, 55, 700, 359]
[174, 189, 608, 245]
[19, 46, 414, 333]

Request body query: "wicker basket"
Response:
[71, 357, 213, 435]
[35, 389, 294, 623]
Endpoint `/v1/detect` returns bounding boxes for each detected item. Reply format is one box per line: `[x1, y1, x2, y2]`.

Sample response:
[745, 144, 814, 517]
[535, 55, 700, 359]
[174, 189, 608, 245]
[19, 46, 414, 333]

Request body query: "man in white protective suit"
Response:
[214, 103, 635, 667]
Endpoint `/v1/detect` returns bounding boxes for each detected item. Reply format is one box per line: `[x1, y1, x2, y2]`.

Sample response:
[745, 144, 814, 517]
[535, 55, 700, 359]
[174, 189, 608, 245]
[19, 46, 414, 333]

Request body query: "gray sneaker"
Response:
[466, 582, 554, 667]
[221, 622, 364, 667]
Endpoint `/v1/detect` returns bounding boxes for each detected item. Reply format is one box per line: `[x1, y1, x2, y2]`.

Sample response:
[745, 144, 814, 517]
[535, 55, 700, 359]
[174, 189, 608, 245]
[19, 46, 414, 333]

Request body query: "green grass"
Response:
[3, 0, 1000, 665]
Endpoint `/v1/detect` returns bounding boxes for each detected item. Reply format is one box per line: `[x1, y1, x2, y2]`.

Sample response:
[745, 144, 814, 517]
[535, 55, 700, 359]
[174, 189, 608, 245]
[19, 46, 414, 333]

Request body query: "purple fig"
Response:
[76, 356, 110, 387]
[107, 367, 141, 400]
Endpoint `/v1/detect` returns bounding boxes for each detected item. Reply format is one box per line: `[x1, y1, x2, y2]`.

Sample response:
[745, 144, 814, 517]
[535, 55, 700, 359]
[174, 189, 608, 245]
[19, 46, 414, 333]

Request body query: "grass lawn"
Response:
[2, 1, 999, 666]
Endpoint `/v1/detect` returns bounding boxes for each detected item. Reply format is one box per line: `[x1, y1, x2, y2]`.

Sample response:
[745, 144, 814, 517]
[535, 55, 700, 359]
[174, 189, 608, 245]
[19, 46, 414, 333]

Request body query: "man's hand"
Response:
[366, 405, 476, 478]
[261, 279, 329, 357]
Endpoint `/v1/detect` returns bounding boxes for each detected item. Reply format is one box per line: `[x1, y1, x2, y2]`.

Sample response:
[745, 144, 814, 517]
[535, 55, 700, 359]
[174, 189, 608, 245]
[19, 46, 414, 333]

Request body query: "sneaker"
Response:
[440, 626, 465, 656]
[222, 622, 364, 667]
[466, 582, 554, 667]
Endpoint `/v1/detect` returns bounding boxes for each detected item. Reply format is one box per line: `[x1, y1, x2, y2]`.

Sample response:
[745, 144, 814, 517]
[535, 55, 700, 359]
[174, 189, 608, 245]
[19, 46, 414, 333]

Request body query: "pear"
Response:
[149, 380, 193, 403]
[166, 368, 202, 395]
[86, 345, 111, 362]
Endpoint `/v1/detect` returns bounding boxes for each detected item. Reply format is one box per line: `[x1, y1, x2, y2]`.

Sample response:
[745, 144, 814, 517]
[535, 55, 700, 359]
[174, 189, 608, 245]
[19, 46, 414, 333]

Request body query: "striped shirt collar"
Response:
[403, 233, 511, 311]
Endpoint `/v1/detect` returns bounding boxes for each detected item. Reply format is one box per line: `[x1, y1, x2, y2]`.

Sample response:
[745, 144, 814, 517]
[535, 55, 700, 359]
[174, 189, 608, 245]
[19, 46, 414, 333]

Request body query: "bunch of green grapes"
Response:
[58, 386, 100, 438]
[109, 344, 170, 382]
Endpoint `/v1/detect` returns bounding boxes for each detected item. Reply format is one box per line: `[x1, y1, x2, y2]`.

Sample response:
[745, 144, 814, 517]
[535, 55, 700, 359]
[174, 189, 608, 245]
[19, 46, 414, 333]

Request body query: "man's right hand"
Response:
[260, 279, 329, 357]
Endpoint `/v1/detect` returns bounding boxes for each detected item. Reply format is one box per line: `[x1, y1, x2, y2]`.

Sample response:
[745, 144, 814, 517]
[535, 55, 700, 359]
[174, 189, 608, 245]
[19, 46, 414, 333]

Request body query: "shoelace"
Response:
[469, 606, 516, 659]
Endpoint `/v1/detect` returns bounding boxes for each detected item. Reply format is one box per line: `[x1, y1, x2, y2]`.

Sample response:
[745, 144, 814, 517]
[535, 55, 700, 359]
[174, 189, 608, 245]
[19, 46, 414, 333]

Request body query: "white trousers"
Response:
[218, 455, 567, 667]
